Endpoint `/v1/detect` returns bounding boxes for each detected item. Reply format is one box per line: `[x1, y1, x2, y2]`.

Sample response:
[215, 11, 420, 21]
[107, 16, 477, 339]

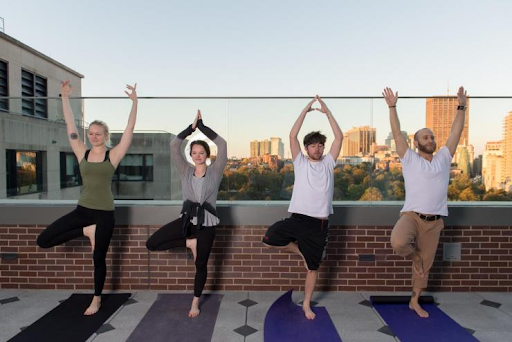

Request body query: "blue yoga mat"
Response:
[264, 290, 341, 342]
[370, 297, 478, 342]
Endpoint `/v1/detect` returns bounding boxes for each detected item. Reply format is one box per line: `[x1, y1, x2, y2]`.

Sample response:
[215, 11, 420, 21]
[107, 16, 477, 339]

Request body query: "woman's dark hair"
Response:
[190, 140, 211, 157]
[303, 131, 327, 147]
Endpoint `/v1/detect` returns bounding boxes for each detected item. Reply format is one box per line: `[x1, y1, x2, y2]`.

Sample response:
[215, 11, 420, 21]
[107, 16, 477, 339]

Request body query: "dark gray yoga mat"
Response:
[8, 293, 131, 342]
[127, 293, 223, 342]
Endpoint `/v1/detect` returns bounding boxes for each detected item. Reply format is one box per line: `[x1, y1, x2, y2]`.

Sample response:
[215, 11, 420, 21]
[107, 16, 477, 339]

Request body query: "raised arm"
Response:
[290, 98, 316, 160]
[170, 110, 203, 174]
[61, 80, 87, 162]
[445, 86, 467, 157]
[315, 96, 343, 159]
[171, 125, 194, 175]
[195, 110, 227, 175]
[110, 84, 138, 168]
[383, 87, 408, 159]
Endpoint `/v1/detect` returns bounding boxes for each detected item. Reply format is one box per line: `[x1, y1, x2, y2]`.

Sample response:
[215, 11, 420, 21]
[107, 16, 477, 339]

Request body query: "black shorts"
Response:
[263, 213, 329, 270]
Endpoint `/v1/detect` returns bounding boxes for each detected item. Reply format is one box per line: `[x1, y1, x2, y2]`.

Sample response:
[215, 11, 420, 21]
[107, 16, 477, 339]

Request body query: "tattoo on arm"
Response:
[70, 133, 78, 140]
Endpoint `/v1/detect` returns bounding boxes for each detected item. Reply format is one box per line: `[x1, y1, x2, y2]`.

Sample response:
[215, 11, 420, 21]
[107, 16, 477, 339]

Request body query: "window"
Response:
[21, 69, 47, 118]
[60, 152, 81, 188]
[6, 150, 43, 196]
[0, 59, 7, 112]
[113, 154, 153, 181]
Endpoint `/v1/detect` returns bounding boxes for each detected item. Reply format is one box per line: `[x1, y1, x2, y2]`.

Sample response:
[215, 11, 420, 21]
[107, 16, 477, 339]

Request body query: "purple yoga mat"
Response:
[126, 293, 223, 342]
[371, 298, 478, 342]
[264, 290, 342, 342]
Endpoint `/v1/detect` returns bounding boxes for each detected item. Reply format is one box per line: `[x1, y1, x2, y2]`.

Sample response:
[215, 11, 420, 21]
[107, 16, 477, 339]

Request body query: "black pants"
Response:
[36, 205, 115, 296]
[263, 213, 329, 271]
[146, 217, 216, 297]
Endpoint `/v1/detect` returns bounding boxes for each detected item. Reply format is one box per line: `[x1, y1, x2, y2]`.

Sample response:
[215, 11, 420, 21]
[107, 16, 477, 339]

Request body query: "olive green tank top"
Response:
[77, 150, 116, 211]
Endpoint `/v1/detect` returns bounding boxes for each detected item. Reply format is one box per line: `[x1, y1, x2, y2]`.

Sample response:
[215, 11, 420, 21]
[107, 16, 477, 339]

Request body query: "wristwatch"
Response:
[457, 105, 466, 111]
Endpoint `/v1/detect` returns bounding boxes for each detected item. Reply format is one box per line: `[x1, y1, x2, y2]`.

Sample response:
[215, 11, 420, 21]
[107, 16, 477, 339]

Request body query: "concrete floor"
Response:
[1, 289, 512, 342]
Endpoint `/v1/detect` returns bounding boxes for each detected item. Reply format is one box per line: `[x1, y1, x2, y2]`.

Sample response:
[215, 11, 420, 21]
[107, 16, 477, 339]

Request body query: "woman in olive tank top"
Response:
[37, 80, 138, 315]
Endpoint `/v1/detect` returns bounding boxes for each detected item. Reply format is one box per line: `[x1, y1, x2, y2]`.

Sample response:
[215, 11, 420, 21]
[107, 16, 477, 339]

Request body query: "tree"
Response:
[386, 180, 405, 200]
[451, 174, 472, 191]
[347, 184, 364, 200]
[448, 184, 461, 200]
[483, 188, 512, 201]
[360, 187, 383, 201]
[372, 173, 387, 192]
[459, 188, 477, 201]
[352, 168, 366, 184]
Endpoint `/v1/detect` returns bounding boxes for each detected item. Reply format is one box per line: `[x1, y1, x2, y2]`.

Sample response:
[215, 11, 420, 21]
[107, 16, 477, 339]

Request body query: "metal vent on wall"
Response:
[443, 243, 461, 261]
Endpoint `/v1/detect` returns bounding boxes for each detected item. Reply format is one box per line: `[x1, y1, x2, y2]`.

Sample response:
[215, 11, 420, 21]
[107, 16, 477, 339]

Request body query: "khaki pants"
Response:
[391, 211, 444, 289]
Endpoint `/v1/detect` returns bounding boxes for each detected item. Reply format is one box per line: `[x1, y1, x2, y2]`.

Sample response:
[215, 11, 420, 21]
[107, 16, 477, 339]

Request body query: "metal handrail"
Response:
[2, 96, 512, 100]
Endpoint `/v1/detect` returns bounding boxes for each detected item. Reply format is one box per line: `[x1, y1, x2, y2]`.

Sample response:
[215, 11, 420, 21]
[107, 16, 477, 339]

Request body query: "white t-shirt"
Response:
[288, 153, 336, 218]
[400, 146, 452, 216]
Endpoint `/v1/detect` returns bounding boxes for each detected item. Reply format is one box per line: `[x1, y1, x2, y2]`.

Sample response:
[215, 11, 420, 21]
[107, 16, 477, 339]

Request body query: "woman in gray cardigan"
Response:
[146, 110, 227, 317]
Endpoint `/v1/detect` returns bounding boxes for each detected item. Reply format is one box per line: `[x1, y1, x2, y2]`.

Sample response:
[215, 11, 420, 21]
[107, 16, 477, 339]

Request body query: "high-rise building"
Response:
[270, 137, 284, 159]
[425, 96, 469, 150]
[454, 143, 474, 175]
[260, 139, 271, 155]
[341, 126, 376, 157]
[455, 145, 472, 176]
[473, 155, 482, 176]
[502, 112, 512, 190]
[250, 137, 284, 159]
[250, 140, 260, 158]
[482, 141, 504, 191]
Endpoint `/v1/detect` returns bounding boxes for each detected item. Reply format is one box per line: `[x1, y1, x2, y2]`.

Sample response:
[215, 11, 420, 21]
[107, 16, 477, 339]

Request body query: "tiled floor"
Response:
[1, 290, 512, 342]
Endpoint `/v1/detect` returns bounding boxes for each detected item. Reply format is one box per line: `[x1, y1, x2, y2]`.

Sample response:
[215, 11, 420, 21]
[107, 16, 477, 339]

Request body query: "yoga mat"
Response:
[370, 296, 479, 342]
[264, 290, 341, 342]
[371, 295, 434, 304]
[126, 294, 223, 342]
[9, 293, 131, 342]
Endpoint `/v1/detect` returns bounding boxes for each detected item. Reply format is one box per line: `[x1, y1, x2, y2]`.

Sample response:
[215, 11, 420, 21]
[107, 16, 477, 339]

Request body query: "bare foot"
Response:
[409, 301, 429, 318]
[303, 305, 316, 320]
[84, 296, 101, 315]
[412, 252, 425, 278]
[188, 297, 200, 318]
[83, 225, 96, 252]
[186, 238, 197, 261]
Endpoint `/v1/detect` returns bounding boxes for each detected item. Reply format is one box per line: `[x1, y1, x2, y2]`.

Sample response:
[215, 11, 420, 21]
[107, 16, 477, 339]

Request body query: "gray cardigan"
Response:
[170, 120, 227, 224]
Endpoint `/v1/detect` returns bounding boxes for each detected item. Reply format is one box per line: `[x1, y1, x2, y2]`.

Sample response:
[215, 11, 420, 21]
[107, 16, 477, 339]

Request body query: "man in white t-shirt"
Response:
[382, 86, 468, 318]
[263, 95, 343, 320]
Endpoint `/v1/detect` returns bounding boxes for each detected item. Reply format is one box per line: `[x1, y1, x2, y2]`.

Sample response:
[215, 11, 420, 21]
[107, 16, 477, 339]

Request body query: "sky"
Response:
[2, 0, 512, 157]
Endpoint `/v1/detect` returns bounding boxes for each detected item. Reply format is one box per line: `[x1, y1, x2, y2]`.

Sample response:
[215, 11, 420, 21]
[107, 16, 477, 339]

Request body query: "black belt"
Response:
[415, 212, 442, 221]
[180, 200, 218, 236]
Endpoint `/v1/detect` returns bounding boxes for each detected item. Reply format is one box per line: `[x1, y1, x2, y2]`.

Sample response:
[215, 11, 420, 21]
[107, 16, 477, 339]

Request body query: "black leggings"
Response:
[146, 217, 216, 297]
[36, 205, 115, 296]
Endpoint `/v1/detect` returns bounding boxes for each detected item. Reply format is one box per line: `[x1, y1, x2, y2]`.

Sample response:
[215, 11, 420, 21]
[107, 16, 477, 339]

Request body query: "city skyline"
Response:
[250, 138, 284, 159]
[76, 95, 512, 160]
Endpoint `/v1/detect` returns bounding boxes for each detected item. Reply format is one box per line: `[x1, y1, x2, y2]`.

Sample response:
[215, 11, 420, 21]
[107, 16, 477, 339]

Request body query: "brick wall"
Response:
[1, 224, 511, 292]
